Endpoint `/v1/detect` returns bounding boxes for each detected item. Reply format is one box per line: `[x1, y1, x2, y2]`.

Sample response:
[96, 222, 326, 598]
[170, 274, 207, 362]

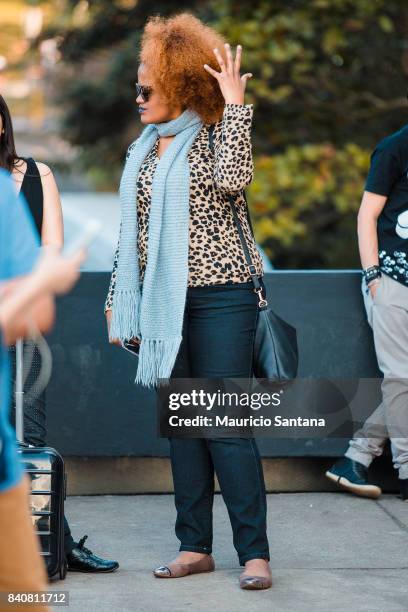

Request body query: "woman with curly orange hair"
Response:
[104, 13, 271, 590]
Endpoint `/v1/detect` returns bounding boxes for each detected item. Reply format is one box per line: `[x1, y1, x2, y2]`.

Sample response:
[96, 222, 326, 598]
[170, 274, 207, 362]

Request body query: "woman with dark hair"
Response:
[105, 13, 272, 589]
[0, 95, 63, 247]
[0, 95, 119, 574]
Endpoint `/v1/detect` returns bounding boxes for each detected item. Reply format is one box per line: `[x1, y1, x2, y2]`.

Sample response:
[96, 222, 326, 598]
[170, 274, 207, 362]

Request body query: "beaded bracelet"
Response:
[363, 265, 382, 286]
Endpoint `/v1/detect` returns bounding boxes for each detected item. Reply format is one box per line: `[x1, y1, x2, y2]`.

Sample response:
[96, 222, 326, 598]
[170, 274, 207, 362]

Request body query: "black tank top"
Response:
[20, 157, 43, 238]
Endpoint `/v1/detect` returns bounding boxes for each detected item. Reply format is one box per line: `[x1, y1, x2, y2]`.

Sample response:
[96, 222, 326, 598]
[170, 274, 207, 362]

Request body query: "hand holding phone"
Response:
[121, 338, 141, 356]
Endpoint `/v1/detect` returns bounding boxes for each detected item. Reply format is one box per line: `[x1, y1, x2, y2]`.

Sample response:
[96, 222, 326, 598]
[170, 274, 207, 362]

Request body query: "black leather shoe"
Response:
[325, 457, 381, 499]
[399, 479, 408, 501]
[66, 535, 119, 573]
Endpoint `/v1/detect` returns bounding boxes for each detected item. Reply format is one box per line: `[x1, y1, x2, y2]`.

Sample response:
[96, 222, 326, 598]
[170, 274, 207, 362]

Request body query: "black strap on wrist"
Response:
[363, 265, 382, 285]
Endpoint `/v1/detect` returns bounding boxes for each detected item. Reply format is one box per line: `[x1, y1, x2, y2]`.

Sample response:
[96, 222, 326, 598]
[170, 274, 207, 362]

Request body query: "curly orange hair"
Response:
[139, 13, 227, 125]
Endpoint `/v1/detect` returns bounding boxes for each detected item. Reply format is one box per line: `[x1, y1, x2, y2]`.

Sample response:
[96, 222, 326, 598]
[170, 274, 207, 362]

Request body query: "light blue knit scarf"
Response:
[109, 109, 203, 388]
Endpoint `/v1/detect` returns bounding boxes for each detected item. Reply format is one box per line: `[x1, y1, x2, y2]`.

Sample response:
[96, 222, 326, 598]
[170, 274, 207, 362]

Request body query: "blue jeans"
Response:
[169, 279, 270, 566]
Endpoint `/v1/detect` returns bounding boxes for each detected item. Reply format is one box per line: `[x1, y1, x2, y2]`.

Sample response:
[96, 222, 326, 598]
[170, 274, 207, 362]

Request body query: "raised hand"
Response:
[204, 43, 252, 105]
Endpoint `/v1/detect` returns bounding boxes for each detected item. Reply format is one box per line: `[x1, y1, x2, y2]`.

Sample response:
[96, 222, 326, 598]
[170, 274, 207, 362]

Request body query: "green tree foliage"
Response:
[211, 0, 408, 267]
[44, 0, 205, 188]
[250, 143, 369, 268]
[213, 0, 408, 149]
[44, 0, 408, 267]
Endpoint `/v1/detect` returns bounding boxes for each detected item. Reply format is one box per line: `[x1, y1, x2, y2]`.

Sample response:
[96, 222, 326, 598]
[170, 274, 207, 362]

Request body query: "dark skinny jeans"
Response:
[168, 279, 270, 566]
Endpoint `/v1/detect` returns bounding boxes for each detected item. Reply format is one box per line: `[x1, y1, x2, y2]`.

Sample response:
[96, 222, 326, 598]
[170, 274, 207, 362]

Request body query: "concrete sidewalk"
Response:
[51, 493, 407, 612]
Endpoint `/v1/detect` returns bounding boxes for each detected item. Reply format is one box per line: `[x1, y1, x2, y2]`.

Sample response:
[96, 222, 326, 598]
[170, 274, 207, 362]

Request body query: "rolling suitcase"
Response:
[14, 338, 67, 581]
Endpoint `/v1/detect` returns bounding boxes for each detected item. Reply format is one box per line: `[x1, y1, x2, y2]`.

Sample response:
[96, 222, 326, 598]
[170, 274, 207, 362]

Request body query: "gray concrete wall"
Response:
[65, 455, 398, 496]
[46, 271, 381, 458]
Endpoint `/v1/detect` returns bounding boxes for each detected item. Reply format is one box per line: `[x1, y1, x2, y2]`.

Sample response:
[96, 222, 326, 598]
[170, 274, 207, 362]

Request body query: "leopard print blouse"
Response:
[104, 103, 264, 311]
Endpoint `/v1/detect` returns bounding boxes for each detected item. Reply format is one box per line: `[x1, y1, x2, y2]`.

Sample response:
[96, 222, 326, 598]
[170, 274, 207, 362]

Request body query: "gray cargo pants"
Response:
[345, 272, 408, 479]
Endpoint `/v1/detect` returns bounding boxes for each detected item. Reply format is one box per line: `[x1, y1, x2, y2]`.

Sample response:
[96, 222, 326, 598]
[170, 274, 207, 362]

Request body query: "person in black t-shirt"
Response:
[364, 125, 408, 284]
[326, 124, 408, 502]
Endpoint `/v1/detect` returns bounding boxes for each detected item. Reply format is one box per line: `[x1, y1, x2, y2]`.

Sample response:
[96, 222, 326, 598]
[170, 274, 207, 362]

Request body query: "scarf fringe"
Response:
[135, 336, 182, 389]
[110, 289, 141, 340]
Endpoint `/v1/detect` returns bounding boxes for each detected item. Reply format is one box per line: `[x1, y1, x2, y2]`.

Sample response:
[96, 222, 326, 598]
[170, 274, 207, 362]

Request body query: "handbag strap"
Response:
[208, 124, 267, 309]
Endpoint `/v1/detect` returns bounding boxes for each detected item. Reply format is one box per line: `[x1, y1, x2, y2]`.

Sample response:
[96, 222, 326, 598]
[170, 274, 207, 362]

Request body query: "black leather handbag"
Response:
[208, 125, 298, 382]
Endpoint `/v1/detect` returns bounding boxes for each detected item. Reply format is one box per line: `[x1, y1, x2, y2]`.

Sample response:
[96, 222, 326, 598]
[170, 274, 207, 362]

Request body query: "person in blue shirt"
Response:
[0, 170, 83, 605]
[2, 93, 119, 573]
[0, 170, 41, 493]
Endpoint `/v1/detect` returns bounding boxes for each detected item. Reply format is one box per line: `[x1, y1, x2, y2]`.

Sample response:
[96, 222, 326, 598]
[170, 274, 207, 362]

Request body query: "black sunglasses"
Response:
[135, 82, 154, 102]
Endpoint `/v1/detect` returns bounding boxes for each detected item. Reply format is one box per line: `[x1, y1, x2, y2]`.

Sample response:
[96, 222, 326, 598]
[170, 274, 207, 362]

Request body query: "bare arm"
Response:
[357, 190, 387, 296]
[37, 162, 64, 249]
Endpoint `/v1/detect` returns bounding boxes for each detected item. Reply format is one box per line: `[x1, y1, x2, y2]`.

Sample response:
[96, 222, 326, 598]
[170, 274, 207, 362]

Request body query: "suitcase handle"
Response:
[15, 339, 25, 443]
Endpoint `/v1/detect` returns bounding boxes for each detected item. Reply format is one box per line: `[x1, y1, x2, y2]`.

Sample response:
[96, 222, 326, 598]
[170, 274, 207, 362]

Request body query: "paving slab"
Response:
[375, 496, 408, 532]
[46, 493, 407, 612]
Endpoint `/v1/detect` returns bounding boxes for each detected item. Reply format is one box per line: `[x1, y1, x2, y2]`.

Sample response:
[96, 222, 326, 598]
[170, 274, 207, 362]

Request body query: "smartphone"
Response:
[121, 339, 141, 357]
[63, 219, 103, 257]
